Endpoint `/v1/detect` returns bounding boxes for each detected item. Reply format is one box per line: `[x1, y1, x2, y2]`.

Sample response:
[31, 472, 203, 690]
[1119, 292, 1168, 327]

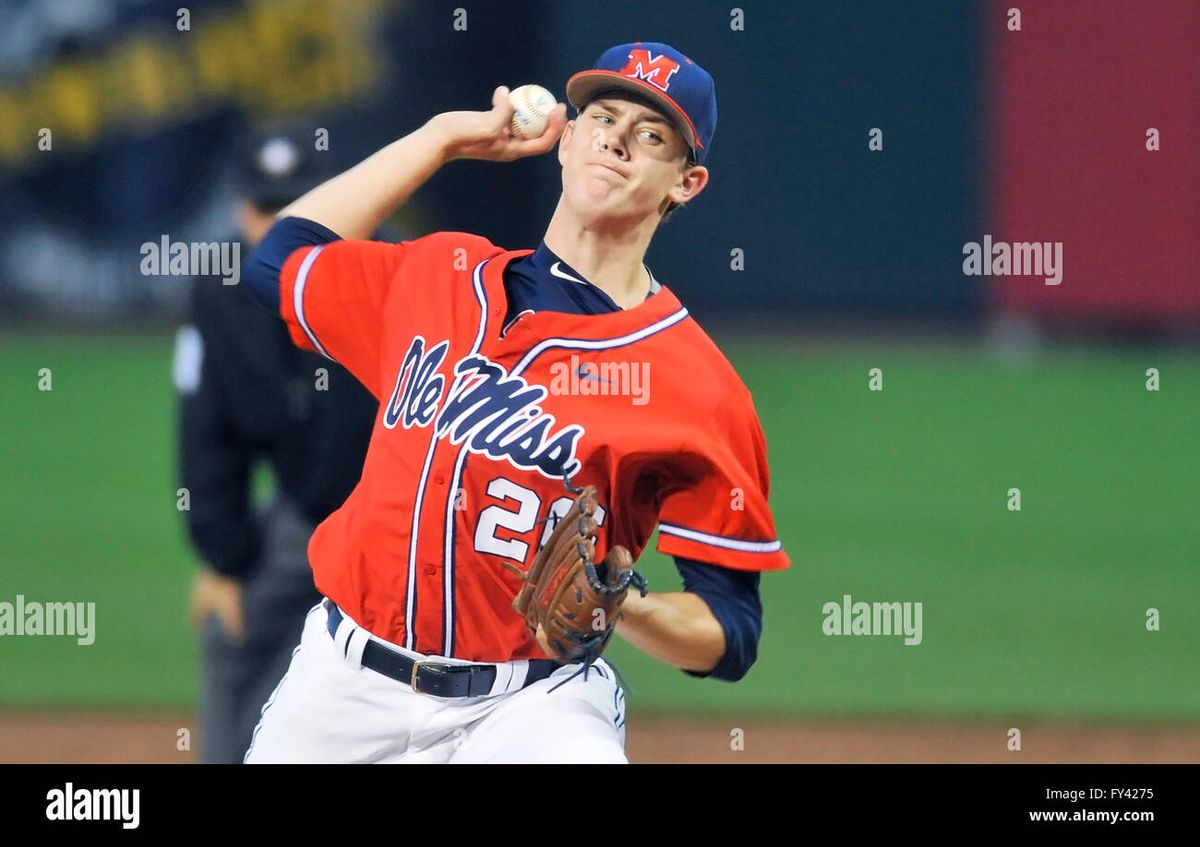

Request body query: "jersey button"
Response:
[435, 474, 446, 485]
[424, 564, 437, 576]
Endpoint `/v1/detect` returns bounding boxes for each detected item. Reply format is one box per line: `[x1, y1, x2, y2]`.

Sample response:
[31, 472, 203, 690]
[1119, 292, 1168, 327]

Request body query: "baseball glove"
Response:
[506, 481, 648, 669]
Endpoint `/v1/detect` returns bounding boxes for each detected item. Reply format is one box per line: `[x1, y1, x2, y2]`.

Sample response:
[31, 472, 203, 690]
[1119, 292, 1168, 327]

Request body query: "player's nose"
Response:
[597, 124, 630, 159]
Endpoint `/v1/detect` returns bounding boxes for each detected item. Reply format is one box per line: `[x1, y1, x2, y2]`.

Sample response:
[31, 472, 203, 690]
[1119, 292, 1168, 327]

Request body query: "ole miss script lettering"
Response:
[385, 335, 584, 479]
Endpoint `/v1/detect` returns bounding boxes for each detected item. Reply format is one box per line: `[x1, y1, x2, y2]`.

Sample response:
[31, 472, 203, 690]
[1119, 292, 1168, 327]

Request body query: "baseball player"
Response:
[239, 42, 789, 764]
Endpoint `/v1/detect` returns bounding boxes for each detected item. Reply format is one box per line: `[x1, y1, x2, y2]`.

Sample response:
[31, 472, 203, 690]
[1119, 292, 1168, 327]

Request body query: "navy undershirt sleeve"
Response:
[241, 216, 343, 313]
[674, 557, 763, 682]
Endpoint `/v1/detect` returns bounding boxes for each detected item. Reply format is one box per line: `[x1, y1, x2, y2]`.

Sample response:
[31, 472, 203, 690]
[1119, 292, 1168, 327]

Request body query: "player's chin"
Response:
[576, 175, 623, 202]
[573, 186, 650, 225]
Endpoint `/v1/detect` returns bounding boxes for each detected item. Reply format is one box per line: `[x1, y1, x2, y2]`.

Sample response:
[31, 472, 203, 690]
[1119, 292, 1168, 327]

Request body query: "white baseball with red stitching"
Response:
[508, 84, 557, 138]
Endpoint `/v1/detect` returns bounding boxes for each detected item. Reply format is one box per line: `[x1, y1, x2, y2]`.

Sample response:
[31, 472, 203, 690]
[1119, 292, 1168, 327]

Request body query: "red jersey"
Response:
[279, 232, 789, 662]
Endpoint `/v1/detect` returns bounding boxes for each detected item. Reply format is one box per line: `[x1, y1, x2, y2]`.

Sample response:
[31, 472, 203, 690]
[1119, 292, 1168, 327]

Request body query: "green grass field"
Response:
[1, 331, 1196, 719]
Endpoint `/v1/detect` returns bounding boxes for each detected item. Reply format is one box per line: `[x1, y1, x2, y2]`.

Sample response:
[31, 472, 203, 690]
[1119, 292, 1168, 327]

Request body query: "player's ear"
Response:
[557, 119, 574, 167]
[668, 164, 709, 206]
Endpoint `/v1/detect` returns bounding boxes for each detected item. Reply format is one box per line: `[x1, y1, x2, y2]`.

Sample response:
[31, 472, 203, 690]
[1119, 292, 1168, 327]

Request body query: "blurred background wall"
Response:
[2, 0, 1195, 330]
[988, 1, 1200, 334]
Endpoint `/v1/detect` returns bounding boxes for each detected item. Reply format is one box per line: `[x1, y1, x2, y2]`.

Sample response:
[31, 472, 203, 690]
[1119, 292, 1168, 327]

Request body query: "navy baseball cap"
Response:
[566, 42, 717, 163]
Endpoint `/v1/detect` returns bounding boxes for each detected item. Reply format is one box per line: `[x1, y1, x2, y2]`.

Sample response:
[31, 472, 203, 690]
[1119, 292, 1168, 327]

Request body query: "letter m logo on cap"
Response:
[617, 49, 681, 93]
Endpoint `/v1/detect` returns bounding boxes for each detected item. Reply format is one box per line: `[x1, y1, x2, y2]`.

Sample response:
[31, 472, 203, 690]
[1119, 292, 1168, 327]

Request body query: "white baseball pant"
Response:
[243, 600, 628, 764]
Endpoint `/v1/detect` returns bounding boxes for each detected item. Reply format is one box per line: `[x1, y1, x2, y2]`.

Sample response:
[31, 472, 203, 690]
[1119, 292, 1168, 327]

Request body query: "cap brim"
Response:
[565, 70, 702, 154]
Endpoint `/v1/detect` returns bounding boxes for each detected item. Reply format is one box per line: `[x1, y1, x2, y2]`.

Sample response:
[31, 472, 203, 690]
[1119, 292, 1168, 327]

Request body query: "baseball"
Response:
[508, 84, 557, 139]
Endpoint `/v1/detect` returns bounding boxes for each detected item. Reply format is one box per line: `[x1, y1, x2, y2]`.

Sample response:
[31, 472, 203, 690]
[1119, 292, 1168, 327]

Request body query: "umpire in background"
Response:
[174, 123, 378, 763]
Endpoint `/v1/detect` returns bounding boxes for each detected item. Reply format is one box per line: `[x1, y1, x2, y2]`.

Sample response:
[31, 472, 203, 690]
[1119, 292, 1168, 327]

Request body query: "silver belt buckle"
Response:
[410, 658, 433, 694]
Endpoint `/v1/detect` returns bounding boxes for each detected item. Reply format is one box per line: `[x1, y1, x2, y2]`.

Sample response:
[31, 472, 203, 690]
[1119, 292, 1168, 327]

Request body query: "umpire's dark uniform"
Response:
[175, 126, 377, 763]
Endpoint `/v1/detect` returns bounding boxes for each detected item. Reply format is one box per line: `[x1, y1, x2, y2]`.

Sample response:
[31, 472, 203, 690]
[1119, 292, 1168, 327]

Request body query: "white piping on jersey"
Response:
[436, 258, 492, 656]
[512, 306, 689, 375]
[442, 439, 472, 656]
[405, 434, 439, 651]
[659, 522, 783, 554]
[293, 245, 332, 359]
[468, 259, 490, 353]
[501, 309, 534, 338]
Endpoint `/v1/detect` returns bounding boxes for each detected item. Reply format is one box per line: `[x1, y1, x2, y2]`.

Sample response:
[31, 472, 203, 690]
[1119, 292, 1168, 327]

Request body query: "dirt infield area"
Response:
[1, 712, 1198, 763]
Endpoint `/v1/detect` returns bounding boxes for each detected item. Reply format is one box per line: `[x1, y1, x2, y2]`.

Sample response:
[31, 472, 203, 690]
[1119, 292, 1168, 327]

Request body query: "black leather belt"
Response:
[324, 599, 560, 698]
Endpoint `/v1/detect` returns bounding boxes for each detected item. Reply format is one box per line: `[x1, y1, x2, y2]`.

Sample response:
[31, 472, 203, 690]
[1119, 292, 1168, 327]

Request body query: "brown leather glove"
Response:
[508, 483, 647, 666]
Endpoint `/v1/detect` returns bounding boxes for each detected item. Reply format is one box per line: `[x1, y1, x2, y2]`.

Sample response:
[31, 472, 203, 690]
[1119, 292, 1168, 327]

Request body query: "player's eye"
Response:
[641, 129, 663, 143]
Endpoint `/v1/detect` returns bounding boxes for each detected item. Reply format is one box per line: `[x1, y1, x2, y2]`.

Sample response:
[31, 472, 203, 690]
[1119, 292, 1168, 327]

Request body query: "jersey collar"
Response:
[531, 241, 660, 307]
[479, 248, 685, 347]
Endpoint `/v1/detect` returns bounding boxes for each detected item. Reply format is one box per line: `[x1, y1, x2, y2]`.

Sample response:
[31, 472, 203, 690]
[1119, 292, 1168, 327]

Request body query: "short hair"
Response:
[576, 90, 698, 223]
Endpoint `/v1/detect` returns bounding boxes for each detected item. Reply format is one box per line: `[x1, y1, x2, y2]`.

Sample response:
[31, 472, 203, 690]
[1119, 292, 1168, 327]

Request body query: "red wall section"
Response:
[989, 1, 1200, 326]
